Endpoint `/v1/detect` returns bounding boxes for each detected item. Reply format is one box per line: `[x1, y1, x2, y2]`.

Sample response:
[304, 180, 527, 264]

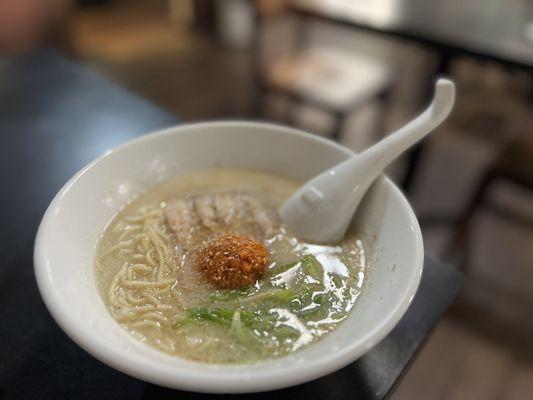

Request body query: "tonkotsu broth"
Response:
[95, 169, 366, 364]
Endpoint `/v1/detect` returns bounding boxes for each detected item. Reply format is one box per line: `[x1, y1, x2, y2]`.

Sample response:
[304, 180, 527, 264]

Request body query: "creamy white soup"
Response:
[95, 169, 366, 364]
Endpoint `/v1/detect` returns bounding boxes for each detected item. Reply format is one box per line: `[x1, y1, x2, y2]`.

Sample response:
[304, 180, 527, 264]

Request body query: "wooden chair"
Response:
[449, 131, 533, 270]
[253, 9, 394, 141]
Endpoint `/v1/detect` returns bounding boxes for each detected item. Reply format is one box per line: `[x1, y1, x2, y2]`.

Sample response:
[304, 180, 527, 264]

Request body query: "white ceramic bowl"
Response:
[34, 121, 423, 393]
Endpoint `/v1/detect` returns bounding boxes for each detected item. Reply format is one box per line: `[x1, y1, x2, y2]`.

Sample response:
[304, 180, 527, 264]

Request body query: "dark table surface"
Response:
[0, 50, 464, 399]
[292, 0, 533, 70]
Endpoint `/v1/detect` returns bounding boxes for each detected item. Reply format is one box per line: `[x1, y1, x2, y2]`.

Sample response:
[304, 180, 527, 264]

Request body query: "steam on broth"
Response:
[95, 169, 366, 364]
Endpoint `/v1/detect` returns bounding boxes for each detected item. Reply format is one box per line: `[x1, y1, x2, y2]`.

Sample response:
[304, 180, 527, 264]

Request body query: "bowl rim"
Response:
[34, 120, 424, 393]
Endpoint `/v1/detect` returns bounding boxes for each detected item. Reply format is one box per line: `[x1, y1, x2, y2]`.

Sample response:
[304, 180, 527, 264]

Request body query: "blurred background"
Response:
[1, 0, 532, 398]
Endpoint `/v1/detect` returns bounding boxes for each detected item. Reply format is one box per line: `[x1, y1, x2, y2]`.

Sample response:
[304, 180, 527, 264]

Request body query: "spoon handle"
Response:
[362, 78, 455, 171]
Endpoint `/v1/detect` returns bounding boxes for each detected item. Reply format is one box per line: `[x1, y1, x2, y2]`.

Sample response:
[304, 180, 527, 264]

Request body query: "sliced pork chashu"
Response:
[164, 191, 278, 250]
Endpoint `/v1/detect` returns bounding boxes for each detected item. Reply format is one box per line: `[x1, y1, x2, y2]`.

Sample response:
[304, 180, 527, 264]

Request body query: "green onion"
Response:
[265, 261, 298, 278]
[300, 255, 324, 283]
[240, 288, 297, 304]
[209, 286, 257, 302]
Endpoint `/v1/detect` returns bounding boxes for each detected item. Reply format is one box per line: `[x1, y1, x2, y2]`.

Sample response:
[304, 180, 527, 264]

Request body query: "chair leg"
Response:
[401, 144, 425, 192]
[331, 111, 347, 142]
[251, 83, 266, 119]
[374, 87, 393, 141]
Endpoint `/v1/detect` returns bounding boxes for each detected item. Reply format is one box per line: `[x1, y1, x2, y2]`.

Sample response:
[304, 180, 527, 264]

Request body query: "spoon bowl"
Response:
[34, 121, 423, 392]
